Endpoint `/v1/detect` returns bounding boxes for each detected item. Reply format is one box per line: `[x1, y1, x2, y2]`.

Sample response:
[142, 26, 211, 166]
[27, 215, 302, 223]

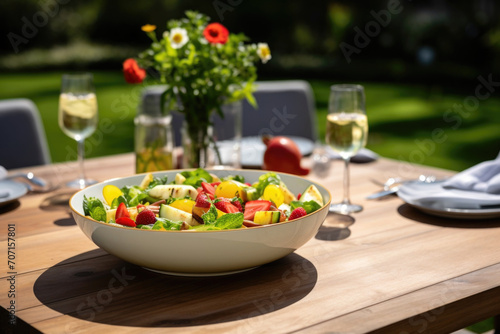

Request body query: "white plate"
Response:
[218, 136, 314, 167]
[398, 181, 500, 220]
[403, 202, 500, 219]
[0, 180, 28, 206]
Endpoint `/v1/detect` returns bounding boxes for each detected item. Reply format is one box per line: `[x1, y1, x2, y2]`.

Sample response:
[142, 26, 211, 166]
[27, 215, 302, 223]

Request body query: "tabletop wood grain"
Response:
[1, 153, 499, 334]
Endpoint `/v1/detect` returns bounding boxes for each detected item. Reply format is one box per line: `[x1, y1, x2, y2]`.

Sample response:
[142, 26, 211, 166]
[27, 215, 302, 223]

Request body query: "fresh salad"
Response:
[82, 169, 324, 231]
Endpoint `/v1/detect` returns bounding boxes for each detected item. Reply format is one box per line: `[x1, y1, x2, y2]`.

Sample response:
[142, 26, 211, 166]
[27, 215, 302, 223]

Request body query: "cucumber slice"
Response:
[254, 211, 280, 225]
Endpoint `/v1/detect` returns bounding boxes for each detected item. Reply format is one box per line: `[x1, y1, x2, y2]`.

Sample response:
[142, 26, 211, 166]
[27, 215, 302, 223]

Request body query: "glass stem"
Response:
[342, 157, 351, 205]
[77, 138, 86, 185]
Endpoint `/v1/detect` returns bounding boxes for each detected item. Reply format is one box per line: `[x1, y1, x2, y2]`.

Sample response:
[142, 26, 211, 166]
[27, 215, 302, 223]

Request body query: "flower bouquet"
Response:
[123, 11, 271, 168]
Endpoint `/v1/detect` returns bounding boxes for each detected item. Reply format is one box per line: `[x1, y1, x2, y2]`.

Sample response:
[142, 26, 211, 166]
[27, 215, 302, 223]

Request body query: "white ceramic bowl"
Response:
[70, 169, 331, 276]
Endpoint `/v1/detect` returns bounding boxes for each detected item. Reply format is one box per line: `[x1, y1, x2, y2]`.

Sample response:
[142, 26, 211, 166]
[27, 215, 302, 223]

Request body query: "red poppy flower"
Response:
[203, 23, 229, 44]
[123, 58, 146, 84]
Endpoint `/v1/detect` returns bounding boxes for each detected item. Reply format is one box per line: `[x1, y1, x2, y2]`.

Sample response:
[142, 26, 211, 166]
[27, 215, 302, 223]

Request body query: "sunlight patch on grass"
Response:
[368, 98, 435, 124]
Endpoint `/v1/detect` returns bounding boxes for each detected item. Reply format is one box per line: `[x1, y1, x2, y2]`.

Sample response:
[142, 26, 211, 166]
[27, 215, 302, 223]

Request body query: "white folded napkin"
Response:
[325, 147, 379, 163]
[442, 154, 500, 194]
[398, 181, 500, 210]
[0, 166, 9, 198]
[0, 166, 6, 180]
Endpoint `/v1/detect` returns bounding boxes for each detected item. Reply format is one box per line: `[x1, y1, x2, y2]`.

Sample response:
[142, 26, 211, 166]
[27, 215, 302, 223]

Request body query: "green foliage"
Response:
[135, 11, 265, 123]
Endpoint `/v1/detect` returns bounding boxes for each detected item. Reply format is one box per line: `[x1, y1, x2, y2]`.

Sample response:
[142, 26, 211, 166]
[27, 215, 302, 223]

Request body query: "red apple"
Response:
[262, 136, 310, 175]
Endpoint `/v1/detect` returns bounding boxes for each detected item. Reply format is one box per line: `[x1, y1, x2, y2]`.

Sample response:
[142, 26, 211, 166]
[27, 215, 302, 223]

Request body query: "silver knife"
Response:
[366, 186, 400, 199]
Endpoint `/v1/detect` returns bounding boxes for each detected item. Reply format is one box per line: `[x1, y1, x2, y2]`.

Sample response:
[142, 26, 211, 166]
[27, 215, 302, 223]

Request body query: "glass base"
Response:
[329, 202, 363, 215]
[66, 178, 97, 189]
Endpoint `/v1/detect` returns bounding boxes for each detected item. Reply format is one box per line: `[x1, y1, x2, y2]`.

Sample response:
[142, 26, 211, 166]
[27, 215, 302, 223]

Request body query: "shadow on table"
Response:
[34, 250, 317, 328]
[39, 189, 75, 213]
[315, 213, 352, 241]
[397, 204, 500, 228]
[0, 200, 20, 214]
[38, 189, 77, 226]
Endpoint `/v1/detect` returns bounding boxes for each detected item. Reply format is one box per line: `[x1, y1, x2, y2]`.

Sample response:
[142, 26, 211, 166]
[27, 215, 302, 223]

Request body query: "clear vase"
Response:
[135, 114, 174, 173]
[135, 86, 174, 173]
[181, 122, 212, 169]
[181, 101, 242, 169]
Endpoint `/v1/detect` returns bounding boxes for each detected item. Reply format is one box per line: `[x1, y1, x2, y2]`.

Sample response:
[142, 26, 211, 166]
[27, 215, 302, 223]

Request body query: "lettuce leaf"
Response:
[152, 218, 187, 231]
[120, 185, 158, 206]
[83, 196, 105, 216]
[110, 195, 128, 209]
[215, 212, 243, 229]
[180, 168, 213, 188]
[201, 203, 218, 225]
[221, 174, 245, 183]
[91, 206, 107, 222]
[290, 200, 321, 214]
[191, 224, 221, 231]
[146, 176, 169, 190]
[253, 172, 281, 198]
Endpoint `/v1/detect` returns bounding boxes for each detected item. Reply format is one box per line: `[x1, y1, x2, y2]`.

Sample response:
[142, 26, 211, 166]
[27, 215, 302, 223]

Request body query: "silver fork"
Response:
[366, 175, 436, 199]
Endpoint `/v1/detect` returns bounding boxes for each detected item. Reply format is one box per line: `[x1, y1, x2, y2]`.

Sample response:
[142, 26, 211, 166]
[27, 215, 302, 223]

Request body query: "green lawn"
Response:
[1, 71, 500, 172]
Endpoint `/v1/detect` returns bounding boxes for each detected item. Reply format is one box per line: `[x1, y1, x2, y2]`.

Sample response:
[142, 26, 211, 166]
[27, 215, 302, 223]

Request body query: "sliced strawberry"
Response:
[211, 181, 221, 187]
[215, 200, 240, 213]
[231, 199, 243, 212]
[289, 207, 307, 220]
[201, 182, 216, 197]
[136, 209, 156, 225]
[244, 200, 272, 220]
[115, 217, 136, 227]
[115, 202, 130, 220]
[195, 192, 211, 208]
[297, 193, 302, 200]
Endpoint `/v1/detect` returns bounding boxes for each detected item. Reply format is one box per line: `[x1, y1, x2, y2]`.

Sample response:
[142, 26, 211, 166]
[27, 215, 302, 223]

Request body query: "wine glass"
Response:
[326, 84, 368, 214]
[58, 73, 98, 189]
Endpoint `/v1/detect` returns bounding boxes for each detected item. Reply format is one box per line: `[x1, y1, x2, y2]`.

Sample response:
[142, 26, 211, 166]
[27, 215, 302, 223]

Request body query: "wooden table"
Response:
[1, 153, 500, 333]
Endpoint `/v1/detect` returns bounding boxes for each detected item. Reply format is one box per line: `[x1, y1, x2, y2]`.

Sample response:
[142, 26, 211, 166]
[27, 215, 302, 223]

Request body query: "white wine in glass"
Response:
[326, 84, 368, 214]
[58, 73, 98, 189]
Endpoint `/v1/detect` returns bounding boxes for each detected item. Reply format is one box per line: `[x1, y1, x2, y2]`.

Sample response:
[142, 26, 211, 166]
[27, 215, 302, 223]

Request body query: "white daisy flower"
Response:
[170, 27, 189, 49]
[257, 43, 271, 64]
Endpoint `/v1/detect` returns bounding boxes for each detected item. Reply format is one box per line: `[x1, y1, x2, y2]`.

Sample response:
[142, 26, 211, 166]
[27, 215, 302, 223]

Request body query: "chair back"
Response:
[241, 80, 318, 141]
[0, 99, 51, 169]
[143, 80, 318, 146]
